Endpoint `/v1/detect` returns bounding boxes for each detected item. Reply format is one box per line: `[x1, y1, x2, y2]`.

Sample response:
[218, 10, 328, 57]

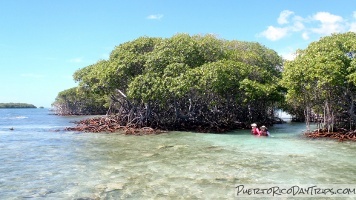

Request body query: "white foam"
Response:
[14, 116, 28, 119]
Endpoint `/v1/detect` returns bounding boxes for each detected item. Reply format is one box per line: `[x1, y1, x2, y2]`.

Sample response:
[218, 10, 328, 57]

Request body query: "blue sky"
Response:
[1, 0, 355, 108]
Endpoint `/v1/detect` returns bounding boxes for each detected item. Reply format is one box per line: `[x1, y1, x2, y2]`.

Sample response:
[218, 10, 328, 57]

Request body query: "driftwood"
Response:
[304, 128, 356, 142]
[65, 116, 164, 135]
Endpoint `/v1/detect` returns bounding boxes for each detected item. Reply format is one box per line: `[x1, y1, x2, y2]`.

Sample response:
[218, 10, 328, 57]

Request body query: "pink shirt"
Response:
[251, 127, 260, 135]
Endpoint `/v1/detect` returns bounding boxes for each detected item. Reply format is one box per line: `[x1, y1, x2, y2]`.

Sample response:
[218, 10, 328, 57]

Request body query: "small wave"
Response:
[14, 116, 28, 119]
[0, 116, 29, 120]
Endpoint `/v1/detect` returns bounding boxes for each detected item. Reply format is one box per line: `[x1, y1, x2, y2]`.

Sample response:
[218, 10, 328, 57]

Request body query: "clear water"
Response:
[0, 109, 355, 199]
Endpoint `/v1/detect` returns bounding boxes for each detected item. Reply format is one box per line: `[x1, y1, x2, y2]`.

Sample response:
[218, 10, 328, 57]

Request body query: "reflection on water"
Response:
[0, 109, 355, 199]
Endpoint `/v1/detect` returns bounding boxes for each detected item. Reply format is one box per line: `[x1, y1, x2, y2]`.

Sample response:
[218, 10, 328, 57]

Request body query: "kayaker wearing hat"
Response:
[260, 125, 270, 136]
[251, 123, 260, 136]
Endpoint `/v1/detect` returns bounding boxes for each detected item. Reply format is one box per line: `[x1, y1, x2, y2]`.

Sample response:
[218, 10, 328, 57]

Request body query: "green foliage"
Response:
[54, 33, 284, 130]
[187, 60, 245, 95]
[52, 87, 107, 115]
[0, 103, 36, 108]
[282, 32, 356, 129]
[226, 40, 283, 75]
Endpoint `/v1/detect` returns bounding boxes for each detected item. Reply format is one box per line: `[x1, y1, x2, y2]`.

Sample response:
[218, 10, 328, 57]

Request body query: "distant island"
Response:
[0, 103, 37, 108]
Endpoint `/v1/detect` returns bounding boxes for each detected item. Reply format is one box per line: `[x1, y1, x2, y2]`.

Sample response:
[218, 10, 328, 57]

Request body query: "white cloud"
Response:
[291, 20, 305, 32]
[147, 14, 163, 20]
[69, 57, 83, 63]
[350, 23, 356, 32]
[282, 52, 297, 61]
[278, 10, 294, 25]
[259, 10, 306, 41]
[280, 47, 299, 61]
[311, 12, 345, 35]
[313, 12, 343, 24]
[21, 73, 44, 78]
[260, 26, 289, 41]
[302, 32, 310, 40]
[259, 10, 355, 41]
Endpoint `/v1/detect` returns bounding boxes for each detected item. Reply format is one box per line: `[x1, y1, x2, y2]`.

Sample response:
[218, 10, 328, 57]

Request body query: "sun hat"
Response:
[261, 125, 266, 129]
[251, 123, 257, 127]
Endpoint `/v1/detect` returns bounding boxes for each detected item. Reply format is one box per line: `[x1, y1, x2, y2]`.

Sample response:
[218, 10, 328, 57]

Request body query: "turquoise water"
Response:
[0, 109, 355, 199]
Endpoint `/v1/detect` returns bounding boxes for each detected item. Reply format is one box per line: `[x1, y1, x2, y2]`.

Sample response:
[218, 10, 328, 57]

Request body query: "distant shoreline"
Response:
[0, 103, 37, 108]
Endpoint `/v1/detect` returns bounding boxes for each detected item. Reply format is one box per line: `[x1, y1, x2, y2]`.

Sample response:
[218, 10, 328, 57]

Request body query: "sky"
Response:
[1, 0, 355, 108]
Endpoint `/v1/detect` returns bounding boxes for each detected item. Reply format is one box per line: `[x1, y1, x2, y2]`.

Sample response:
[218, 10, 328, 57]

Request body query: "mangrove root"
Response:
[65, 116, 164, 135]
[304, 128, 356, 142]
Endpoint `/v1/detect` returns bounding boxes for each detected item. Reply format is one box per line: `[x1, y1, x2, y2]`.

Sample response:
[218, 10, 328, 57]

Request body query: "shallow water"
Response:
[0, 109, 355, 199]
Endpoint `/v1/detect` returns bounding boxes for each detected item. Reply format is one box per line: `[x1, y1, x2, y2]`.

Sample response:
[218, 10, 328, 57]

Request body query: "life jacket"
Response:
[260, 129, 269, 136]
[251, 128, 260, 135]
